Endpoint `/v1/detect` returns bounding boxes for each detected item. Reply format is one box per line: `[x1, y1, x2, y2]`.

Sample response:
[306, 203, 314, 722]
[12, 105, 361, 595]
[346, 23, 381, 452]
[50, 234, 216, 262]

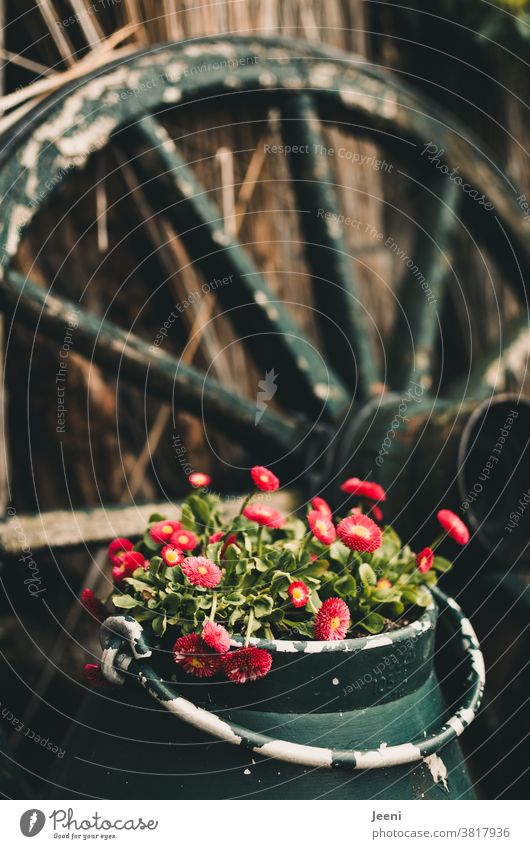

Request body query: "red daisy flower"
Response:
[311, 496, 332, 517]
[251, 465, 280, 492]
[288, 581, 310, 608]
[108, 537, 133, 566]
[437, 510, 470, 545]
[376, 578, 392, 589]
[314, 597, 350, 641]
[372, 505, 383, 522]
[223, 647, 272, 684]
[170, 529, 198, 551]
[83, 663, 109, 688]
[337, 514, 382, 552]
[243, 503, 285, 528]
[150, 520, 181, 544]
[80, 588, 108, 622]
[181, 556, 222, 588]
[189, 472, 211, 488]
[161, 545, 184, 567]
[203, 620, 231, 653]
[417, 547, 434, 573]
[209, 531, 225, 544]
[308, 510, 336, 545]
[221, 533, 239, 558]
[173, 633, 222, 678]
[341, 477, 386, 502]
[112, 550, 145, 584]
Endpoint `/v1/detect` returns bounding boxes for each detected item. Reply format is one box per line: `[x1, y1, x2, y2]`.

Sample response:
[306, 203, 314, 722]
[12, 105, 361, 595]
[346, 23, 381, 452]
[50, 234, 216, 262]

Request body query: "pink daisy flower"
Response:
[80, 589, 108, 622]
[209, 531, 225, 544]
[173, 633, 222, 678]
[416, 547, 434, 573]
[311, 496, 332, 517]
[288, 581, 310, 608]
[251, 465, 280, 492]
[437, 510, 470, 545]
[341, 477, 386, 502]
[314, 597, 350, 641]
[181, 556, 222, 588]
[150, 520, 181, 544]
[189, 472, 211, 488]
[336, 514, 382, 553]
[112, 550, 145, 584]
[203, 620, 231, 653]
[161, 545, 184, 567]
[108, 537, 133, 566]
[223, 647, 272, 684]
[170, 529, 198, 551]
[243, 503, 285, 528]
[308, 510, 336, 544]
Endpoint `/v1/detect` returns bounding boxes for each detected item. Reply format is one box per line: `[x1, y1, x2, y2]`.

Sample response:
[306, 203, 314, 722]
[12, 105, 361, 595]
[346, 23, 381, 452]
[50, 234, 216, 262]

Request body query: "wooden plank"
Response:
[0, 491, 297, 554]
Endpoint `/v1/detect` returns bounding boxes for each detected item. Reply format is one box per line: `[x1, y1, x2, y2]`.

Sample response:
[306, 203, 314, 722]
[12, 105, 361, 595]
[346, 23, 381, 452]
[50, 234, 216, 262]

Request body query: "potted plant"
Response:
[76, 467, 483, 800]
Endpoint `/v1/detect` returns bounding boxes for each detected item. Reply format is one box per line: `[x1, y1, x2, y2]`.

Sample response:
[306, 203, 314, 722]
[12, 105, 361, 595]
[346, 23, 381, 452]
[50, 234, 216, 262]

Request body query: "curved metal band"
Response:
[99, 587, 484, 770]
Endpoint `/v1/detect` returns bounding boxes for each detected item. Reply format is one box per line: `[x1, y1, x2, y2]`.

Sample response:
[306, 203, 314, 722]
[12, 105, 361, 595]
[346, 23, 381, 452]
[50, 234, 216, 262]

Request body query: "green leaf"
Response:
[143, 531, 160, 552]
[149, 555, 163, 577]
[180, 504, 196, 531]
[148, 512, 166, 523]
[124, 577, 155, 593]
[151, 615, 167, 637]
[359, 563, 377, 587]
[433, 556, 453, 573]
[283, 517, 307, 540]
[187, 494, 211, 530]
[329, 540, 351, 565]
[333, 574, 358, 597]
[112, 594, 139, 609]
[254, 595, 274, 617]
[359, 612, 385, 634]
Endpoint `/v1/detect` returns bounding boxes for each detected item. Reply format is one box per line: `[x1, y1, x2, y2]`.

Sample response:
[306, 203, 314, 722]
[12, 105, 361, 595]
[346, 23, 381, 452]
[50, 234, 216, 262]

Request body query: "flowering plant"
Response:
[82, 467, 468, 685]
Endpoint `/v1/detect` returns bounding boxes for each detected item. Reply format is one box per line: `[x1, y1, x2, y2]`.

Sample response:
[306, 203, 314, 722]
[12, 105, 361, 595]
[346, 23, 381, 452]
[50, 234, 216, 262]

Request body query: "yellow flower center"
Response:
[293, 588, 304, 600]
[350, 524, 370, 539]
[316, 520, 327, 533]
[166, 551, 178, 563]
[330, 616, 341, 632]
[190, 658, 204, 669]
[198, 565, 207, 575]
[162, 524, 173, 534]
[259, 474, 268, 482]
[177, 535, 188, 544]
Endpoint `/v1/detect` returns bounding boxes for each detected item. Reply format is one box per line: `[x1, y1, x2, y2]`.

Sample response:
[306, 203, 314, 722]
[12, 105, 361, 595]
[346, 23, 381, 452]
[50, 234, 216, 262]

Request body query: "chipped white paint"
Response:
[259, 739, 333, 768]
[423, 753, 448, 790]
[470, 649, 486, 683]
[332, 677, 339, 685]
[4, 204, 32, 256]
[354, 742, 421, 769]
[157, 694, 242, 745]
[101, 646, 126, 685]
[308, 63, 337, 90]
[447, 715, 466, 736]
[212, 230, 231, 246]
[163, 88, 182, 103]
[485, 327, 530, 389]
[259, 72, 277, 87]
[314, 383, 330, 400]
[100, 616, 151, 658]
[363, 635, 393, 650]
[55, 115, 116, 171]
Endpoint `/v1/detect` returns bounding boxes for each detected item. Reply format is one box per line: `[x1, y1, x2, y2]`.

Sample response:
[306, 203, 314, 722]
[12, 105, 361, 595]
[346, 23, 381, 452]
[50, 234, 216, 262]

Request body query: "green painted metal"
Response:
[389, 176, 460, 392]
[50, 588, 480, 799]
[280, 92, 382, 398]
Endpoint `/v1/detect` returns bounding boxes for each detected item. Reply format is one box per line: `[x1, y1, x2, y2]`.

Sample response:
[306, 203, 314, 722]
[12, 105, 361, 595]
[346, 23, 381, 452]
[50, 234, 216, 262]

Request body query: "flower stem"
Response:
[238, 490, 256, 516]
[209, 592, 217, 621]
[298, 531, 312, 564]
[257, 525, 264, 558]
[245, 608, 255, 646]
[430, 533, 445, 552]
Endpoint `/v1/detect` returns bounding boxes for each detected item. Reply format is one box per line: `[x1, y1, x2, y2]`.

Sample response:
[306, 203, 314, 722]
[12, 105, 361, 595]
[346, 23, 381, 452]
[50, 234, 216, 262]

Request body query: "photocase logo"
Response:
[20, 810, 46, 837]
[255, 369, 278, 425]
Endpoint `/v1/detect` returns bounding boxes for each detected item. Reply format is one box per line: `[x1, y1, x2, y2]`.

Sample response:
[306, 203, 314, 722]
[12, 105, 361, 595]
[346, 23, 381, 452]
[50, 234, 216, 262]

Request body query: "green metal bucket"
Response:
[50, 588, 483, 799]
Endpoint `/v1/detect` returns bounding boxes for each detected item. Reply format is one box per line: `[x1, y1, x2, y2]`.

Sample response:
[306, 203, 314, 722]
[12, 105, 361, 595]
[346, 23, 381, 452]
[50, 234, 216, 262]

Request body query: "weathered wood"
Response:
[2, 270, 302, 454]
[0, 491, 297, 554]
[128, 115, 349, 421]
[280, 92, 382, 399]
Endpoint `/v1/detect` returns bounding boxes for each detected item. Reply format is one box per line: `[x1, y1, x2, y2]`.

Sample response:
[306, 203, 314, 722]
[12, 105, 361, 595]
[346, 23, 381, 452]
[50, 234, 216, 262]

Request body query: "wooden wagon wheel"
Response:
[0, 35, 529, 556]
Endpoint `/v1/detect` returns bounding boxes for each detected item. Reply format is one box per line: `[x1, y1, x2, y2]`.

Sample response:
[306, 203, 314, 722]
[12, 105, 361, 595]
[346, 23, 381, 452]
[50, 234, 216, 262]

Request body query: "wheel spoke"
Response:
[388, 178, 460, 392]
[3, 270, 302, 453]
[280, 93, 382, 400]
[123, 114, 350, 421]
[448, 312, 530, 400]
